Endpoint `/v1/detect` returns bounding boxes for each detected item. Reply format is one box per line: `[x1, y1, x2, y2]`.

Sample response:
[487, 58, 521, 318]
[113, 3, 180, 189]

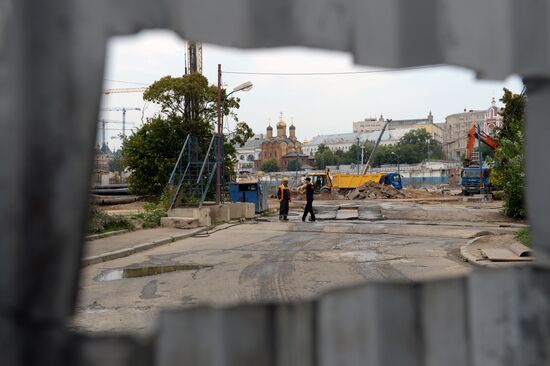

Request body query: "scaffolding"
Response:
[167, 134, 222, 209]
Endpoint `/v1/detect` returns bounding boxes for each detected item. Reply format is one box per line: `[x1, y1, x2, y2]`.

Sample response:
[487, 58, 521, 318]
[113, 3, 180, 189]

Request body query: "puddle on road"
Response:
[95, 264, 212, 282]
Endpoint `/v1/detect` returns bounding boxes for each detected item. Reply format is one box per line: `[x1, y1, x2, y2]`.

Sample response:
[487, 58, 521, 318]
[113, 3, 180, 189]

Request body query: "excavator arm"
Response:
[465, 123, 499, 165]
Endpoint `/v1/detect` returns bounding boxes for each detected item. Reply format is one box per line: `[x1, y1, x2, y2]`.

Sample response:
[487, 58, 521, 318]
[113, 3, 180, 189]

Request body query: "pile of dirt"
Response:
[346, 181, 411, 200]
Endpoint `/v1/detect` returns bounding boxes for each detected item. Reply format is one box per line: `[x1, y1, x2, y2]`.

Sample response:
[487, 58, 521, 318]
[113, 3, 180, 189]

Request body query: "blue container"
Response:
[229, 181, 268, 213]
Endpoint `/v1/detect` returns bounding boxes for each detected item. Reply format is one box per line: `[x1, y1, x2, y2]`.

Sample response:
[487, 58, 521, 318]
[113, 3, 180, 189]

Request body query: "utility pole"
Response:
[477, 122, 484, 192]
[216, 64, 222, 204]
[356, 137, 360, 174]
[100, 120, 107, 148]
[361, 144, 365, 172]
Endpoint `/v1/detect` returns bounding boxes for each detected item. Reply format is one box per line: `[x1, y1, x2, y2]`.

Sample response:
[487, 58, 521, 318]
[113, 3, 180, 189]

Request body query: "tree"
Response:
[287, 159, 302, 171]
[261, 159, 279, 172]
[108, 150, 123, 173]
[491, 88, 526, 218]
[315, 148, 340, 169]
[121, 73, 252, 196]
[396, 128, 445, 163]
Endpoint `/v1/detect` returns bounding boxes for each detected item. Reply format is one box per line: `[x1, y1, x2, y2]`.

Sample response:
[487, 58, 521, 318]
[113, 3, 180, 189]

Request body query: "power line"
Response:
[223, 64, 446, 76]
[102, 64, 446, 87]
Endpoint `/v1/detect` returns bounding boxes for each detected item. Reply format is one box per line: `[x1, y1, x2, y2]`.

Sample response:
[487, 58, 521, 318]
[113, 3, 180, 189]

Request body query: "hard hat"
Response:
[282, 177, 289, 181]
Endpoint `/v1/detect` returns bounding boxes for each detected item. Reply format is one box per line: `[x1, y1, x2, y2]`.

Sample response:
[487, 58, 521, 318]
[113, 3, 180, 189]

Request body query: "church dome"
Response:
[289, 123, 295, 130]
[267, 125, 273, 130]
[276, 113, 287, 128]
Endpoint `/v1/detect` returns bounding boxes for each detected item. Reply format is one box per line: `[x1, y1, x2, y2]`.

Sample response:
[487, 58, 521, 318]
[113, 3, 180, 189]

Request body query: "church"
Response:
[259, 114, 313, 171]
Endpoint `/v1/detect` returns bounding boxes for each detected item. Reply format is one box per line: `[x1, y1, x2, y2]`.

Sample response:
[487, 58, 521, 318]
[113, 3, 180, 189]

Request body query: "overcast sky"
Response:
[101, 30, 523, 150]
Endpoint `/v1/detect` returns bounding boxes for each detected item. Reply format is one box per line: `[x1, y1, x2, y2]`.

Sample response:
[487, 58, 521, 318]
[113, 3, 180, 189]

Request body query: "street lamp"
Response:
[391, 151, 400, 175]
[216, 63, 253, 204]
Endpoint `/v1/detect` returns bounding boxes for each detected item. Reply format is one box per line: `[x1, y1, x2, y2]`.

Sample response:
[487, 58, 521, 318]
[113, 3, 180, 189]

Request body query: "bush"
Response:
[87, 206, 134, 235]
[261, 159, 279, 172]
[134, 202, 167, 229]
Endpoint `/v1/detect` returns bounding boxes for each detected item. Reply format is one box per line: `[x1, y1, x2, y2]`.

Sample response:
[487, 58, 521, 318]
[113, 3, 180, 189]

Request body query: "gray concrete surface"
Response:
[84, 228, 205, 258]
[74, 201, 521, 333]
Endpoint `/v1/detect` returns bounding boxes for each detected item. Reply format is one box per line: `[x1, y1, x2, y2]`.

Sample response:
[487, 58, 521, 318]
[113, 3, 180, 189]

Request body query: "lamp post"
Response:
[216, 63, 253, 204]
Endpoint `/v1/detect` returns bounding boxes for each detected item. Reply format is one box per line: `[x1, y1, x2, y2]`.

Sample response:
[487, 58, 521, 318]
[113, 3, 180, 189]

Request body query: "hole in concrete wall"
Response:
[79, 30, 527, 333]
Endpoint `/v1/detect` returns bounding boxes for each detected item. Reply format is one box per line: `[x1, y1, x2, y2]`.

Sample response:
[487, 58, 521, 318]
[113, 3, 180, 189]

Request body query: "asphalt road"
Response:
[74, 202, 518, 333]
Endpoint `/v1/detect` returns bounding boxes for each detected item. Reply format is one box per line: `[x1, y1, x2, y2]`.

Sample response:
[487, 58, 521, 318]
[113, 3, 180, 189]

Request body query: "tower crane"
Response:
[100, 107, 141, 139]
[102, 87, 147, 95]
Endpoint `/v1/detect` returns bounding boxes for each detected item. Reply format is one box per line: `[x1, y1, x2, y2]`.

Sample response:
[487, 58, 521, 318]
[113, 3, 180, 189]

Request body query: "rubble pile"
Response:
[347, 181, 410, 200]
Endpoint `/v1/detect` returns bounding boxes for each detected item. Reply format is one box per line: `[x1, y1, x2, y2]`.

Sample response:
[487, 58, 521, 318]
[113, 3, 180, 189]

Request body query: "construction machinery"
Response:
[306, 168, 402, 194]
[461, 123, 500, 195]
[100, 107, 141, 139]
[307, 119, 403, 193]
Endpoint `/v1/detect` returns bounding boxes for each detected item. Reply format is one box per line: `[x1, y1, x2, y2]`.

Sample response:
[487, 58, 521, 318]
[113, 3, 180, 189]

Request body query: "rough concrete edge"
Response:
[460, 236, 493, 267]
[81, 227, 208, 267]
[85, 229, 129, 241]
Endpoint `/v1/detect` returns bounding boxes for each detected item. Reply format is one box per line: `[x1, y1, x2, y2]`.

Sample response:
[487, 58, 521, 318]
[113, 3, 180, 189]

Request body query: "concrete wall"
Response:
[2, 1, 550, 366]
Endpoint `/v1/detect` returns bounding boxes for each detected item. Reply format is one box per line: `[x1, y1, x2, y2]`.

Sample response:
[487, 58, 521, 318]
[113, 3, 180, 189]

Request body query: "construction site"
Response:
[78, 40, 532, 334]
[5, 1, 550, 365]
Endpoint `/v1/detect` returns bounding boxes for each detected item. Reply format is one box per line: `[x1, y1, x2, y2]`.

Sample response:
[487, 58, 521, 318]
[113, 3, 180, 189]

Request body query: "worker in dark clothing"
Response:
[299, 177, 316, 222]
[277, 177, 291, 221]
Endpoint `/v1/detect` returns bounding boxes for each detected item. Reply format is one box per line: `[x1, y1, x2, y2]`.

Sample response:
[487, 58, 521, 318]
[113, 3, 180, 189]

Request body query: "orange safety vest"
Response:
[278, 184, 291, 201]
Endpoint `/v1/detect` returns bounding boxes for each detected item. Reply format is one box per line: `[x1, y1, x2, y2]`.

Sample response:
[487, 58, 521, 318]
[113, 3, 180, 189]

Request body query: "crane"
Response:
[102, 87, 147, 95]
[362, 119, 392, 174]
[100, 107, 141, 139]
[464, 123, 499, 166]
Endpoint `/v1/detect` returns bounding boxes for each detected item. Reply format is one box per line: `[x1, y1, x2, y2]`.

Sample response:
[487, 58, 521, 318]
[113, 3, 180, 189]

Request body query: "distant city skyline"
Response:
[101, 30, 523, 150]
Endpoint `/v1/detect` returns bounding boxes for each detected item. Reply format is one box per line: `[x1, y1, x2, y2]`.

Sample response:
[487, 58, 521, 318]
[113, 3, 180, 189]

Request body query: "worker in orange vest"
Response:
[277, 177, 291, 221]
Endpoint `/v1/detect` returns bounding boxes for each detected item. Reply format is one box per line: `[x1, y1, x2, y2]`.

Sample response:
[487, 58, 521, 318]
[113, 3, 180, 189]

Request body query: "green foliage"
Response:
[122, 73, 252, 196]
[87, 205, 134, 235]
[492, 88, 526, 218]
[287, 159, 302, 171]
[108, 150, 124, 172]
[313, 129, 444, 169]
[261, 159, 279, 172]
[498, 88, 526, 140]
[515, 227, 530, 247]
[395, 129, 445, 164]
[225, 122, 254, 182]
[315, 148, 339, 168]
[134, 202, 167, 229]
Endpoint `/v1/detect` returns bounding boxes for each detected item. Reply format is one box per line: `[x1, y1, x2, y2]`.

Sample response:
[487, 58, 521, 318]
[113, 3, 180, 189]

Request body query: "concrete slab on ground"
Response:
[336, 209, 358, 220]
[460, 233, 532, 268]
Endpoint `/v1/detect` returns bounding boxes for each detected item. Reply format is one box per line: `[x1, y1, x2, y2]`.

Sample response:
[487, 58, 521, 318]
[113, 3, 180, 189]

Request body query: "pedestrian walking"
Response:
[278, 177, 291, 221]
[299, 177, 316, 222]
